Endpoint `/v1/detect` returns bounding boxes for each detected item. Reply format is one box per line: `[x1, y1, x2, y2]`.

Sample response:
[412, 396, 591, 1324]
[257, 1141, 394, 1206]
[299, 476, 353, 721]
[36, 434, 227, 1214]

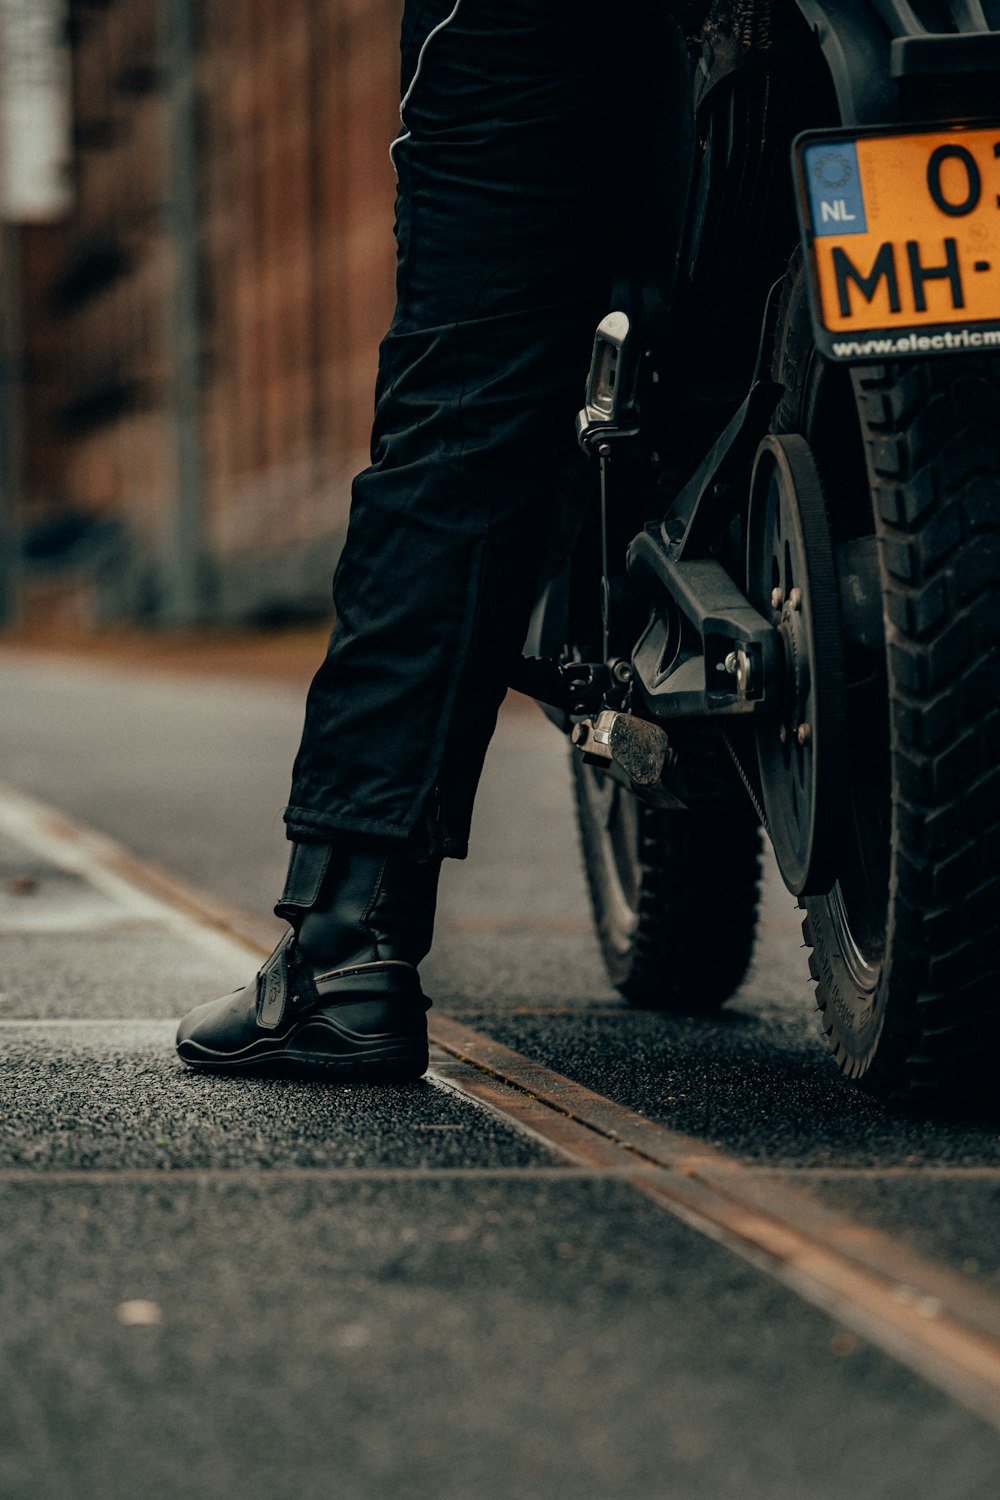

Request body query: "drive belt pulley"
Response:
[746, 434, 848, 896]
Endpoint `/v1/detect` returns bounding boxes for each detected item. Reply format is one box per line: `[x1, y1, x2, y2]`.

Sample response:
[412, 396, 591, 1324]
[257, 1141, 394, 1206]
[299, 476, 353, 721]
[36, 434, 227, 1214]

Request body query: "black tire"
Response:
[571, 751, 761, 1011]
[774, 253, 1000, 1102]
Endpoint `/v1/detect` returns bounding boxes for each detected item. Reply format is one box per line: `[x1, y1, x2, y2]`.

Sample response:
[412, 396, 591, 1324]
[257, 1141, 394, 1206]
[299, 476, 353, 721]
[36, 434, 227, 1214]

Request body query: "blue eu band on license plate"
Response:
[802, 141, 868, 238]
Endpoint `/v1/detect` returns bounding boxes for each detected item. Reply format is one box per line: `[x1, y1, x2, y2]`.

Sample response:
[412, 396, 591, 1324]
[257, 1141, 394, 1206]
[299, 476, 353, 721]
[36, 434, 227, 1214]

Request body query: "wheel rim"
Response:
[747, 435, 848, 896]
[797, 356, 891, 988]
[826, 879, 880, 994]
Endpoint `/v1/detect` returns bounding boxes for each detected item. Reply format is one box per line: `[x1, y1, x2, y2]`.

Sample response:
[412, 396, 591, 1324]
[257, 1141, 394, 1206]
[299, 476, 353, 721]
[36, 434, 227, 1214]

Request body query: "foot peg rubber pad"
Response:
[572, 710, 675, 786]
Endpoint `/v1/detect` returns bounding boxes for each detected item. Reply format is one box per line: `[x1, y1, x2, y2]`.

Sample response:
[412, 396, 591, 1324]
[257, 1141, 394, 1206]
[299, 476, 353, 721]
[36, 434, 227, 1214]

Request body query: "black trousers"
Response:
[285, 0, 672, 859]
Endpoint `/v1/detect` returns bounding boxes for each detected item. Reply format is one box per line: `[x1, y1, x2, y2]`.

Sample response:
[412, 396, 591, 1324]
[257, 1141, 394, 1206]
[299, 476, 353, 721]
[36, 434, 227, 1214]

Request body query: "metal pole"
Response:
[160, 0, 206, 625]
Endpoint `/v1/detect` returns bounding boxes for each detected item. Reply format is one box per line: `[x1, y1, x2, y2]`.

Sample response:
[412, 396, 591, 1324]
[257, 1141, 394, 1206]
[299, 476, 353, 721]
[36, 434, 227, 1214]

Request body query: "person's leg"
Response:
[286, 0, 659, 860]
[176, 0, 667, 1078]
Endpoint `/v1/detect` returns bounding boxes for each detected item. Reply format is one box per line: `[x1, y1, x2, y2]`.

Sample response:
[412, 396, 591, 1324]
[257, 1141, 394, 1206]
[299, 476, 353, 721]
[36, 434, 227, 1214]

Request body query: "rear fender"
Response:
[794, 0, 1000, 126]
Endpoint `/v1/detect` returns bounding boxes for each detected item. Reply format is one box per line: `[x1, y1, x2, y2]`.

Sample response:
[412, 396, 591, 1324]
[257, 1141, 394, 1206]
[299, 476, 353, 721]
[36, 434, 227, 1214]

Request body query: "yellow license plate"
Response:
[795, 125, 1000, 362]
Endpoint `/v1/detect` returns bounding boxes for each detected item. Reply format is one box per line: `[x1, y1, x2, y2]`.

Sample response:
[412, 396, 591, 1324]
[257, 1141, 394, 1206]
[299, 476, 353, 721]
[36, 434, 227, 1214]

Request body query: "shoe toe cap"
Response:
[175, 984, 255, 1055]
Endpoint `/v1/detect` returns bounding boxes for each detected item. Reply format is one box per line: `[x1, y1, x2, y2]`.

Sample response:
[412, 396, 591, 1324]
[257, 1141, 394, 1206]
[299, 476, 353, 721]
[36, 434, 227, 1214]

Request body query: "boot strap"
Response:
[313, 959, 424, 1005]
[274, 840, 333, 921]
[257, 944, 420, 1030]
[255, 931, 300, 1030]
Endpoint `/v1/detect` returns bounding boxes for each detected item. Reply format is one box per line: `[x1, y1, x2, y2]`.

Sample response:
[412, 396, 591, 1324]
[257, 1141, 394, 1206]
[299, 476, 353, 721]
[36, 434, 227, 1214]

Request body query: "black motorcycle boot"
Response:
[175, 842, 439, 1080]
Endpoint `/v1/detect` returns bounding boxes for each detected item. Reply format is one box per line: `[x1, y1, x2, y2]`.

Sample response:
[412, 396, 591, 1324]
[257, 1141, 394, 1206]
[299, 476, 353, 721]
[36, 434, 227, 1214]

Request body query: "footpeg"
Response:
[571, 710, 676, 786]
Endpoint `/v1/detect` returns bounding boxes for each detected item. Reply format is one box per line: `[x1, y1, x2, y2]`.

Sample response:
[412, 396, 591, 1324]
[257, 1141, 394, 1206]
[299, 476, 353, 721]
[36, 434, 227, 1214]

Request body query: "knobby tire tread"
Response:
[778, 258, 1000, 1101]
[857, 357, 1000, 1098]
[572, 753, 762, 1012]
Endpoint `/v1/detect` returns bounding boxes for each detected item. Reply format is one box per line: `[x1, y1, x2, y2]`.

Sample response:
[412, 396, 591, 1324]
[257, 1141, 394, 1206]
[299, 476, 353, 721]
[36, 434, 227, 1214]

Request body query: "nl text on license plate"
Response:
[795, 125, 1000, 362]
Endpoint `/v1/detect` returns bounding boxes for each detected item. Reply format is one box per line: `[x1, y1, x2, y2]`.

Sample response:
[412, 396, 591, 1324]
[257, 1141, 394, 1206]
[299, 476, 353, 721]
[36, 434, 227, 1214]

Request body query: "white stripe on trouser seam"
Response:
[389, 0, 466, 170]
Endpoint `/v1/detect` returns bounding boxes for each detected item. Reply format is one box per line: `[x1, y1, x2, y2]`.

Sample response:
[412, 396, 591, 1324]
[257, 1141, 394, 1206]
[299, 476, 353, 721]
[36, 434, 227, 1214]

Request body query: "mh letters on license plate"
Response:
[796, 126, 1000, 362]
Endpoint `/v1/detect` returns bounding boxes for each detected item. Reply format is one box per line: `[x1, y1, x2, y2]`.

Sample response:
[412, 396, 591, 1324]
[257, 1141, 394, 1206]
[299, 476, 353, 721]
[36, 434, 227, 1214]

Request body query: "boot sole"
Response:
[176, 1020, 428, 1082]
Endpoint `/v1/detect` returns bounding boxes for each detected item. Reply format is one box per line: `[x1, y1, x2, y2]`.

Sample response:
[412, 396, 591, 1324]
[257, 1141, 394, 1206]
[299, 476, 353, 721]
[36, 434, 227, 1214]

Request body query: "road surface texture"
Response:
[1, 642, 999, 1500]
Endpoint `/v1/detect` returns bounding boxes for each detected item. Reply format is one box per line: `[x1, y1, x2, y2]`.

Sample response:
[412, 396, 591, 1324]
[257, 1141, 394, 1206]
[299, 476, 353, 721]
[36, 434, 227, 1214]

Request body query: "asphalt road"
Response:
[2, 647, 1000, 1499]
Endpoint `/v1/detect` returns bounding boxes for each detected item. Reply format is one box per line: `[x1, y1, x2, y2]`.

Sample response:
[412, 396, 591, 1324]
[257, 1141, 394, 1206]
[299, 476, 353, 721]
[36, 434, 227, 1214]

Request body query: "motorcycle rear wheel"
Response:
[571, 752, 761, 1011]
[775, 255, 1000, 1102]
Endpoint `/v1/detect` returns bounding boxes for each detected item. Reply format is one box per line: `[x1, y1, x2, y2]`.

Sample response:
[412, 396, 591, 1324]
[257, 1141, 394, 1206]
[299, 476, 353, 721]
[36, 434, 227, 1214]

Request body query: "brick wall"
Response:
[16, 0, 403, 626]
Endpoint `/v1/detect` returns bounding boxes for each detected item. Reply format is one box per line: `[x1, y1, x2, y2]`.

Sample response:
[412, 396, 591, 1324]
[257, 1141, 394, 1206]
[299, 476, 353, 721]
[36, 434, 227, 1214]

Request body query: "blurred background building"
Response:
[0, 0, 402, 633]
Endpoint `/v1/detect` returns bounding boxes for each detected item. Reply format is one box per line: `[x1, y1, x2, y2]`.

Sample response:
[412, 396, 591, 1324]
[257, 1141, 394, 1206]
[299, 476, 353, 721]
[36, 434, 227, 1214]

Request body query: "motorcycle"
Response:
[516, 0, 1000, 1104]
